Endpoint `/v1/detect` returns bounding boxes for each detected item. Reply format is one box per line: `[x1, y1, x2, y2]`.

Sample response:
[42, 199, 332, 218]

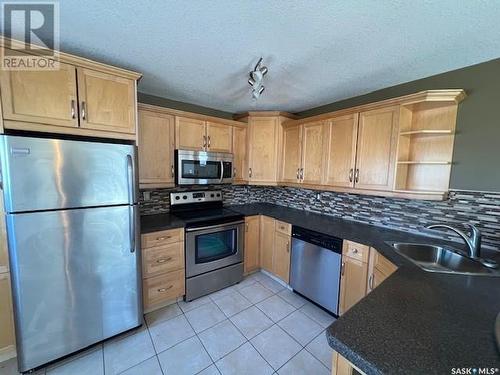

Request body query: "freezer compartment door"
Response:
[0, 135, 138, 212]
[7, 205, 141, 372]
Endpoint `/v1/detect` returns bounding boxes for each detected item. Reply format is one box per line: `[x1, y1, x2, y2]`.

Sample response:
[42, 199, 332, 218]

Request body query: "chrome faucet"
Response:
[425, 223, 482, 259]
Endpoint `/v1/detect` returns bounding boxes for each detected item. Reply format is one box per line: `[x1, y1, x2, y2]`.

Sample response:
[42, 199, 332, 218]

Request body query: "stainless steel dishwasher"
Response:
[290, 226, 343, 315]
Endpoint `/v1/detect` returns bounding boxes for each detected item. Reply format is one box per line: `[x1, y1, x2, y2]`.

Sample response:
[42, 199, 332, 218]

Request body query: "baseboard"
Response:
[0, 345, 16, 363]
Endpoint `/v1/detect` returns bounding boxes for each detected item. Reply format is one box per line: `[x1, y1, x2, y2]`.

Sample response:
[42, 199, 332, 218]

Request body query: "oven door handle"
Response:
[185, 220, 245, 232]
[219, 160, 224, 182]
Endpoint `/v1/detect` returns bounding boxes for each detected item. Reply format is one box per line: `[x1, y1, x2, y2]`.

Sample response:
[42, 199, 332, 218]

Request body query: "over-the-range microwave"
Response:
[175, 149, 233, 185]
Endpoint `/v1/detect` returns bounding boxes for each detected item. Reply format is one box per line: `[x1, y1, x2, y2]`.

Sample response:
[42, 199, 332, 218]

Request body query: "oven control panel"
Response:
[170, 190, 222, 205]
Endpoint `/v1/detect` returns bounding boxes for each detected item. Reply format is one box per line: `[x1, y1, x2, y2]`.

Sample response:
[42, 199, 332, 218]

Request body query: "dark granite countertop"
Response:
[140, 212, 185, 234]
[227, 203, 500, 374]
[141, 203, 500, 373]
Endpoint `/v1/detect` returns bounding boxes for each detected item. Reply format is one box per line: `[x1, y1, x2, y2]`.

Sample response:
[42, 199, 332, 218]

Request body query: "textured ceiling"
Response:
[57, 1, 500, 113]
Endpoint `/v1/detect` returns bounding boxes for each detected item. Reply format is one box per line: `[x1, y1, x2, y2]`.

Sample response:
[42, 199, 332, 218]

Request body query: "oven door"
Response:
[185, 221, 244, 277]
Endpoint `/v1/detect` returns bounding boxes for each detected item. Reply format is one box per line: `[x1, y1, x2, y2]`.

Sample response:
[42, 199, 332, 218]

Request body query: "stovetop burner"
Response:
[169, 189, 243, 228]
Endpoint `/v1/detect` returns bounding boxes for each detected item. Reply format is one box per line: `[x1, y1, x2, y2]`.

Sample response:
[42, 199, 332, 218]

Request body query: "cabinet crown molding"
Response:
[1, 36, 142, 80]
[138, 103, 246, 127]
[283, 89, 466, 126]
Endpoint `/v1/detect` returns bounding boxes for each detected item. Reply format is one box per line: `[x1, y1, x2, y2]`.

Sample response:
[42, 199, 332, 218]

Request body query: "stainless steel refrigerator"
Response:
[0, 135, 142, 372]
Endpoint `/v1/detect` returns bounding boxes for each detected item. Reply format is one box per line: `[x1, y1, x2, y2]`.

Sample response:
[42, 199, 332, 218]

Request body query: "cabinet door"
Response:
[248, 117, 279, 183]
[232, 127, 247, 182]
[175, 116, 206, 151]
[77, 68, 136, 134]
[0, 60, 78, 127]
[138, 110, 175, 186]
[339, 257, 368, 315]
[366, 248, 397, 293]
[301, 122, 325, 184]
[259, 216, 275, 273]
[324, 114, 358, 188]
[273, 232, 291, 283]
[355, 107, 399, 191]
[0, 273, 15, 352]
[207, 122, 232, 153]
[281, 125, 302, 183]
[244, 216, 260, 274]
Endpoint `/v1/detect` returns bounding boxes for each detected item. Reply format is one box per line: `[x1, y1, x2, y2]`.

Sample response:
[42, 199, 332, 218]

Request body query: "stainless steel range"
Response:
[170, 190, 244, 301]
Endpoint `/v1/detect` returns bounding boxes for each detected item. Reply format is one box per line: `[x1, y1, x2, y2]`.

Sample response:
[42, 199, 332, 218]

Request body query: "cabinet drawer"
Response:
[142, 242, 184, 278]
[143, 270, 185, 309]
[141, 228, 184, 248]
[275, 220, 291, 235]
[373, 250, 398, 276]
[342, 240, 370, 263]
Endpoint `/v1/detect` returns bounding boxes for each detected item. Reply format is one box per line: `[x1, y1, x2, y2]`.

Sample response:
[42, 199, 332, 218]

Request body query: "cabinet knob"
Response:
[352, 248, 359, 254]
[157, 285, 173, 293]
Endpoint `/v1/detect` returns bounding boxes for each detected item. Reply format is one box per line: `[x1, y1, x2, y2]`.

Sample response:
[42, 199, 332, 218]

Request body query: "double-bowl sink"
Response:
[388, 242, 500, 276]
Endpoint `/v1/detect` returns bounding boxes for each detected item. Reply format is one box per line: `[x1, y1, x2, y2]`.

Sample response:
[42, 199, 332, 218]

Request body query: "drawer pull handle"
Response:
[157, 236, 171, 241]
[157, 285, 173, 293]
[156, 257, 172, 264]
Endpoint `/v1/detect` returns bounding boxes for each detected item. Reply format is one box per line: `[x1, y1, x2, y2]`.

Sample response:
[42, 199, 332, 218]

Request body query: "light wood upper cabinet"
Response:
[175, 116, 206, 151]
[233, 127, 247, 182]
[273, 231, 291, 283]
[207, 122, 232, 153]
[138, 109, 175, 187]
[324, 114, 359, 188]
[355, 107, 399, 191]
[301, 122, 325, 184]
[0, 61, 78, 127]
[77, 68, 136, 134]
[259, 216, 275, 273]
[247, 117, 280, 183]
[281, 125, 302, 183]
[244, 216, 260, 274]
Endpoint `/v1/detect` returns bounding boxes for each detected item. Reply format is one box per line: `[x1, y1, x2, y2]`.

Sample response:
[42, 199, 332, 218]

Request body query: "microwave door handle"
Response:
[220, 160, 224, 182]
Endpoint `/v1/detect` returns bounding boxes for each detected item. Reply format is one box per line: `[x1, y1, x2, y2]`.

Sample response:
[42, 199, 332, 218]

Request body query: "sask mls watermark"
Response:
[1, 1, 59, 70]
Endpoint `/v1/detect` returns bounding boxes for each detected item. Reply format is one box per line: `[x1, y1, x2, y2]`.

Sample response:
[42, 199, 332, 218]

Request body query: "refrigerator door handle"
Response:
[126, 154, 136, 204]
[129, 205, 136, 253]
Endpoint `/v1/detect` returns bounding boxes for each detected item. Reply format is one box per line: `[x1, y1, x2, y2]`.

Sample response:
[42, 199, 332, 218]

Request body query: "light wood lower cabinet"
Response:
[273, 231, 291, 283]
[366, 249, 398, 293]
[138, 108, 175, 188]
[244, 216, 260, 274]
[332, 351, 366, 375]
[243, 215, 292, 283]
[141, 228, 185, 312]
[0, 273, 15, 361]
[259, 216, 275, 273]
[339, 241, 370, 315]
[339, 241, 397, 315]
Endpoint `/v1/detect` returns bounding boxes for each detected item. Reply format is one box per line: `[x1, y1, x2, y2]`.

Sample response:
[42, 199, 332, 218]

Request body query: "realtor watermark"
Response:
[451, 367, 499, 374]
[1, 1, 60, 70]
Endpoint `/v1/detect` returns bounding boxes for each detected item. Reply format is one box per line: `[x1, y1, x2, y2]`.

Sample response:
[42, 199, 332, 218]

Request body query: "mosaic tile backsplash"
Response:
[140, 186, 500, 251]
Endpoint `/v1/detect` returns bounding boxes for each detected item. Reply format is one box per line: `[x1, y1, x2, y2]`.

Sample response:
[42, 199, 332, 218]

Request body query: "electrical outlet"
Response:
[143, 191, 151, 201]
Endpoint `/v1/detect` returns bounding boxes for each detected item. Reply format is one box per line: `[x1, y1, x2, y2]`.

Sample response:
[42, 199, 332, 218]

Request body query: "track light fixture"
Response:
[248, 57, 268, 99]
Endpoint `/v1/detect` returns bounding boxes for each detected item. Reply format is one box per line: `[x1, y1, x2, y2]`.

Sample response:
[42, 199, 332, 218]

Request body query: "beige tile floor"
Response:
[0, 271, 335, 375]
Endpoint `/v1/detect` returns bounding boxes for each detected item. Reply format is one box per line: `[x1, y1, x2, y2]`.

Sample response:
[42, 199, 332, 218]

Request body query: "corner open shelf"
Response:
[394, 94, 463, 196]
